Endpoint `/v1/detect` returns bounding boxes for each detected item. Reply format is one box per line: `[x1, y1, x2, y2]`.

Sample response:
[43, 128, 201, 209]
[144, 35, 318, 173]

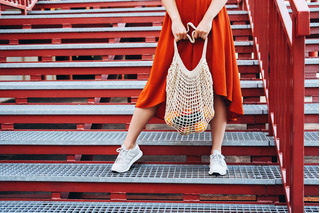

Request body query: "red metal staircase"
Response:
[0, 0, 318, 212]
[0, 0, 38, 15]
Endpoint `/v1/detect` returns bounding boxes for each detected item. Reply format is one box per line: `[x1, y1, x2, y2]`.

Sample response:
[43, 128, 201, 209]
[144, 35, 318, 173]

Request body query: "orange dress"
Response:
[135, 0, 244, 121]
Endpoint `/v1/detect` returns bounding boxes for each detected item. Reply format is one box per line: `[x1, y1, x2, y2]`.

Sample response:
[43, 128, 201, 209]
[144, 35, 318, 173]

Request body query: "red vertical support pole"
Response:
[268, 0, 273, 136]
[291, 2, 309, 211]
[290, 18, 306, 213]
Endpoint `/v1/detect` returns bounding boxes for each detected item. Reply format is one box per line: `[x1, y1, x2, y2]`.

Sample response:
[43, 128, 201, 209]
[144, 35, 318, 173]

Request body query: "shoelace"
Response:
[210, 154, 225, 166]
[115, 147, 128, 162]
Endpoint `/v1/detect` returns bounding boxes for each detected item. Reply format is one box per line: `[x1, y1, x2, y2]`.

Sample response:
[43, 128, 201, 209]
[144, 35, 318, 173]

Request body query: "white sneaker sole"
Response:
[208, 167, 227, 176]
[111, 150, 143, 173]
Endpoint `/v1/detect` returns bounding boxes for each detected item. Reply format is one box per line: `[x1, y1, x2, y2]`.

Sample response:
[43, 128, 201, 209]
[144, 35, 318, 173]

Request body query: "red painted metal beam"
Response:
[0, 45, 253, 58]
[0, 64, 259, 76]
[0, 31, 161, 41]
[289, 0, 310, 36]
[0, 182, 286, 197]
[0, 145, 277, 157]
[0, 114, 270, 125]
[0, 29, 253, 41]
[0, 88, 264, 103]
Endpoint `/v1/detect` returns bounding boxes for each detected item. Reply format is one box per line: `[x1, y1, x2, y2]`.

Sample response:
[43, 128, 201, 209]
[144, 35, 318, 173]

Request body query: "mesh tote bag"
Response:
[164, 23, 215, 135]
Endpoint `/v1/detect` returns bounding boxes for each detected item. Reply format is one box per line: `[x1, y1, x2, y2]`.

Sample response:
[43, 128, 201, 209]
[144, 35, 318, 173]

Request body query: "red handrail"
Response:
[0, 0, 38, 15]
[244, 0, 310, 212]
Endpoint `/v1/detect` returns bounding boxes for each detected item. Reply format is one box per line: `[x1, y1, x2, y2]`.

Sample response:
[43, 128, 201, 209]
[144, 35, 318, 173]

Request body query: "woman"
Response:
[111, 0, 244, 175]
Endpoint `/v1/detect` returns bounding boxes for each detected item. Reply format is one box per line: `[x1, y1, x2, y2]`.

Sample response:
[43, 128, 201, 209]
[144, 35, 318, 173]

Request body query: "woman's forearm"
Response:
[194, 0, 228, 39]
[203, 0, 228, 23]
[161, 0, 187, 41]
[161, 0, 181, 22]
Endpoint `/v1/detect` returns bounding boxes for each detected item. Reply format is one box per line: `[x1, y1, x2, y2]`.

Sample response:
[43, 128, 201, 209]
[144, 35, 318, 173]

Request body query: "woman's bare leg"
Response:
[123, 106, 158, 149]
[209, 95, 228, 154]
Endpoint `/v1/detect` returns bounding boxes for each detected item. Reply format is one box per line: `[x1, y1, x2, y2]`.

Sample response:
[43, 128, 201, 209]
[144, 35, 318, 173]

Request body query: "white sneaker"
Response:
[111, 144, 143, 173]
[208, 150, 228, 175]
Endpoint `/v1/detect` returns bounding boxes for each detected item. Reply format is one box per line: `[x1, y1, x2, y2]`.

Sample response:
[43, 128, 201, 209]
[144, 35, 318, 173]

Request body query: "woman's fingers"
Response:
[194, 30, 208, 40]
[195, 20, 212, 40]
[175, 30, 188, 41]
[172, 20, 187, 42]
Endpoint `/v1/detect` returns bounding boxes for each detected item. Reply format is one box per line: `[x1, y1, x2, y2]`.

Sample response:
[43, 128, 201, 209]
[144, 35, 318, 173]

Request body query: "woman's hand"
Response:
[194, 19, 212, 40]
[171, 19, 187, 42]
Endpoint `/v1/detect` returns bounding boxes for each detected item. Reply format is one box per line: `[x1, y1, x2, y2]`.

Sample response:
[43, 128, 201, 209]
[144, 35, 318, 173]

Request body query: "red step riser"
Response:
[0, 65, 260, 77]
[0, 114, 317, 130]
[1, 88, 317, 105]
[0, 182, 287, 197]
[0, 46, 254, 58]
[0, 145, 278, 157]
[0, 14, 248, 26]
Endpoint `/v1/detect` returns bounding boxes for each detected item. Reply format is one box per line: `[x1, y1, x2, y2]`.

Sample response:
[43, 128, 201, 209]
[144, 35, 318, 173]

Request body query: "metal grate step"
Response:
[1, 5, 239, 15]
[0, 131, 273, 146]
[0, 41, 253, 50]
[0, 131, 318, 147]
[0, 79, 318, 90]
[0, 59, 259, 68]
[0, 201, 318, 213]
[0, 11, 247, 19]
[306, 58, 320, 65]
[0, 26, 164, 33]
[0, 163, 317, 185]
[0, 103, 318, 115]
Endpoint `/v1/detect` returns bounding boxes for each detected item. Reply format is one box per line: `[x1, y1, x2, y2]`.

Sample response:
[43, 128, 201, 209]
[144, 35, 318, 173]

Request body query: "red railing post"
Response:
[245, 0, 310, 211]
[0, 0, 38, 15]
[290, 1, 309, 211]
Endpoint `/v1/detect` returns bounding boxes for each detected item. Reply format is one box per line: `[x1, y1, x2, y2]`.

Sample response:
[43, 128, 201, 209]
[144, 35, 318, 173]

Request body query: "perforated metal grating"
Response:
[0, 10, 248, 19]
[269, 131, 318, 147]
[0, 201, 318, 213]
[0, 60, 257, 68]
[0, 25, 249, 34]
[304, 132, 319, 146]
[0, 79, 317, 92]
[0, 79, 266, 90]
[1, 131, 318, 147]
[0, 131, 271, 146]
[304, 165, 319, 185]
[0, 163, 316, 185]
[0, 12, 167, 19]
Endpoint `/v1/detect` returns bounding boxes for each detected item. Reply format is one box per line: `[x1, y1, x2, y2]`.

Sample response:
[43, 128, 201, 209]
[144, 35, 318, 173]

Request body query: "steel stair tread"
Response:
[0, 26, 165, 33]
[0, 103, 318, 115]
[288, 7, 319, 13]
[0, 79, 318, 90]
[0, 59, 317, 68]
[306, 39, 320, 44]
[0, 25, 249, 34]
[0, 131, 318, 147]
[0, 11, 248, 19]
[0, 201, 318, 213]
[0, 131, 272, 146]
[1, 5, 239, 15]
[0, 60, 259, 68]
[306, 58, 320, 65]
[0, 163, 318, 185]
[0, 39, 316, 49]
